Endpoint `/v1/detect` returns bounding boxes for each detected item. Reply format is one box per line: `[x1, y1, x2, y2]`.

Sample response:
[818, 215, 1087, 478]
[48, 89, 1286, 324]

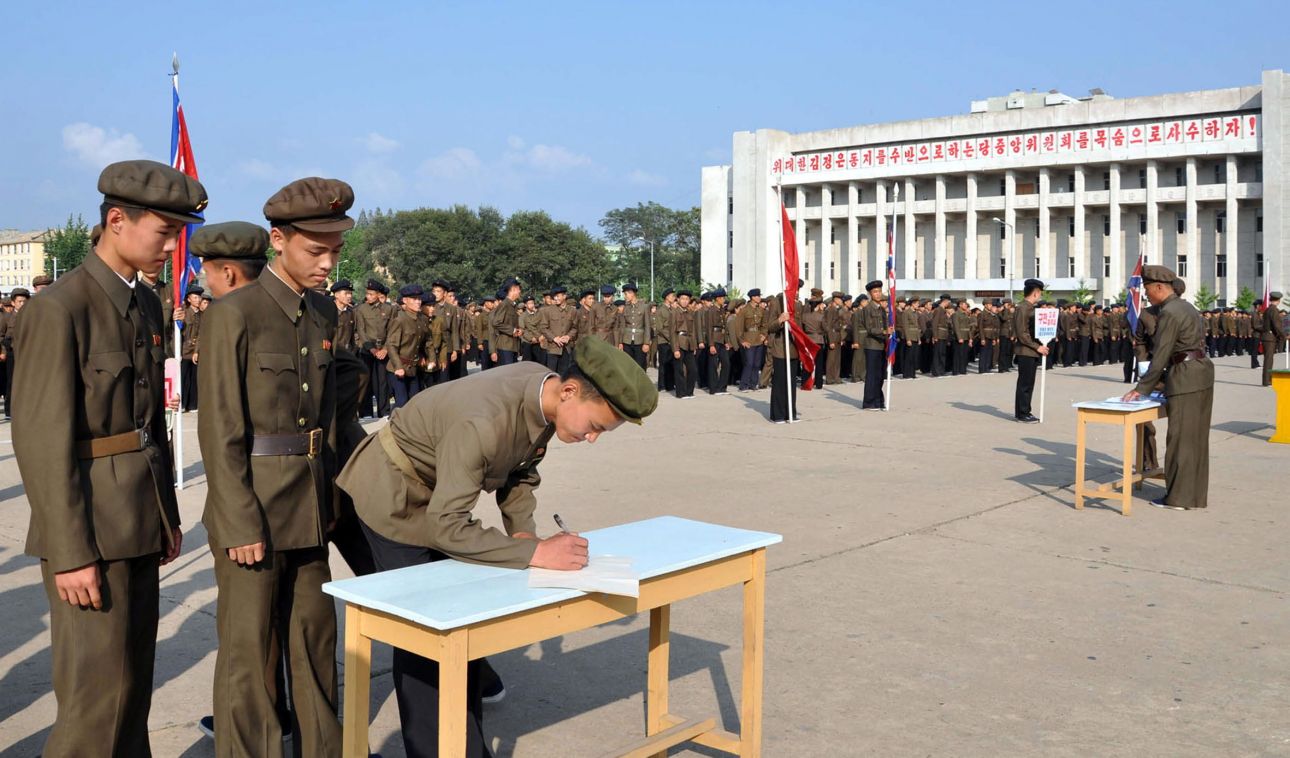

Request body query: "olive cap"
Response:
[573, 336, 658, 425]
[98, 159, 208, 225]
[189, 221, 270, 260]
[864, 280, 883, 292]
[1141, 265, 1177, 285]
[263, 177, 355, 232]
[31, 274, 53, 287]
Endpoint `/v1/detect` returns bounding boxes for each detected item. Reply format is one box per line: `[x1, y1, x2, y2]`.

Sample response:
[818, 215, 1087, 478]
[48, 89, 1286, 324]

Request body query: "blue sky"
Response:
[3, 1, 1286, 235]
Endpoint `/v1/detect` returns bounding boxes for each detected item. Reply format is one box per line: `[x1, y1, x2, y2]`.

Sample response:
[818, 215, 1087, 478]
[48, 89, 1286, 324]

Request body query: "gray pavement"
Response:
[0, 355, 1286, 757]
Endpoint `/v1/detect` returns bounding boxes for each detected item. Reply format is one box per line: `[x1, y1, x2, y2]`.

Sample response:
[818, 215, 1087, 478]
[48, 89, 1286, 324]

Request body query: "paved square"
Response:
[0, 356, 1285, 757]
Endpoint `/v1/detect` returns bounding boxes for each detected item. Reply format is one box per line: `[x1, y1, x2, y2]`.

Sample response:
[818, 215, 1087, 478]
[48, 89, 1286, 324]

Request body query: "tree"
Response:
[44, 214, 91, 275]
[1070, 278, 1096, 305]
[599, 202, 701, 298]
[1193, 283, 1218, 310]
[1234, 285, 1256, 311]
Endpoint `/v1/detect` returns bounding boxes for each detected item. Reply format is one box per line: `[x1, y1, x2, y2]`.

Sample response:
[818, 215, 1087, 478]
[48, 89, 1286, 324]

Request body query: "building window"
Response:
[1139, 214, 1147, 235]
[805, 260, 810, 278]
[1103, 215, 1110, 236]
[857, 260, 863, 279]
[999, 258, 1006, 277]
[1068, 215, 1075, 237]
[1178, 255, 1188, 277]
[1257, 214, 1263, 233]
[1034, 256, 1041, 277]
[1214, 164, 1223, 184]
[1034, 218, 1041, 236]
[1068, 174, 1076, 193]
[1104, 256, 1111, 277]
[1257, 253, 1265, 277]
[1103, 171, 1110, 190]
[1068, 258, 1076, 277]
[1216, 211, 1225, 234]
[1139, 168, 1147, 188]
[1175, 167, 1184, 186]
[728, 198, 733, 215]
[1216, 254, 1227, 278]
[829, 261, 835, 280]
[857, 188, 863, 203]
[1176, 212, 1185, 234]
[1000, 223, 1007, 240]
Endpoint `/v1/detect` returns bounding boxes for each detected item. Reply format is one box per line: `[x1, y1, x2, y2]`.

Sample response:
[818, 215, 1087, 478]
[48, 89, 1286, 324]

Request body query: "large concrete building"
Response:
[701, 70, 1290, 305]
[0, 230, 48, 295]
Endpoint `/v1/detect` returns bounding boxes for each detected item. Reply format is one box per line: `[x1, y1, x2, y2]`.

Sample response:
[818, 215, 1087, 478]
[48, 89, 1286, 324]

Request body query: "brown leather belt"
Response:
[77, 427, 153, 460]
[251, 428, 323, 457]
[1170, 349, 1206, 365]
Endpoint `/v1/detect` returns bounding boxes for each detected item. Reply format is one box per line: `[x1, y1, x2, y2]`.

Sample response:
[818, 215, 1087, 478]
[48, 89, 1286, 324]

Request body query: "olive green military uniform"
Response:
[591, 296, 618, 343]
[14, 160, 199, 758]
[1131, 305, 1162, 470]
[978, 308, 1001, 373]
[490, 295, 522, 362]
[898, 303, 921, 378]
[519, 306, 543, 363]
[1134, 266, 1214, 509]
[823, 296, 846, 384]
[355, 288, 393, 417]
[199, 179, 352, 758]
[538, 299, 579, 372]
[951, 308, 972, 375]
[617, 294, 652, 369]
[1261, 297, 1287, 386]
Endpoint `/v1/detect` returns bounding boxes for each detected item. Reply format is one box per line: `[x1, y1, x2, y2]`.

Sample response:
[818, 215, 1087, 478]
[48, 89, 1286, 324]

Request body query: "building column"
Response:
[1145, 160, 1159, 264]
[1107, 163, 1122, 301]
[934, 175, 947, 279]
[1185, 157, 1199, 294]
[965, 173, 978, 279]
[794, 186, 808, 288]
[846, 182, 859, 294]
[875, 181, 887, 285]
[819, 185, 832, 289]
[903, 178, 916, 279]
[1004, 170, 1017, 286]
[1038, 169, 1051, 279]
[1073, 167, 1086, 280]
[1225, 155, 1239, 303]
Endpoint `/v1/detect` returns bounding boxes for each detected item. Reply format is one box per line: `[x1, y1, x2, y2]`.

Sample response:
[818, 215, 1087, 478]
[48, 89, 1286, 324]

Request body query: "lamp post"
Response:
[992, 217, 1015, 301]
[633, 236, 655, 302]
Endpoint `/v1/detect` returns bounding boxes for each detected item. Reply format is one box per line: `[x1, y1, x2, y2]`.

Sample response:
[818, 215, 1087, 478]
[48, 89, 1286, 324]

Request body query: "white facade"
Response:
[702, 70, 1290, 305]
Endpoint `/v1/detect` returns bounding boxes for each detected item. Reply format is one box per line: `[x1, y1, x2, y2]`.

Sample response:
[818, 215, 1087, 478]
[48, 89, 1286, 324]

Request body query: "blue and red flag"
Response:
[885, 221, 898, 366]
[170, 75, 202, 314]
[1126, 253, 1144, 334]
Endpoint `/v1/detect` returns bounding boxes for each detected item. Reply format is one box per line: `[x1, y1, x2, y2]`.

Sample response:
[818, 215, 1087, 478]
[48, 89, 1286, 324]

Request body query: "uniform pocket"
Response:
[255, 352, 296, 374]
[88, 351, 131, 377]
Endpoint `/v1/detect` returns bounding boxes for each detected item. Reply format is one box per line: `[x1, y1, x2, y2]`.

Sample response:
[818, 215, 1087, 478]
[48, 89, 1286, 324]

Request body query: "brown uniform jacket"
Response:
[338, 362, 553, 567]
[668, 307, 697, 351]
[951, 311, 972, 341]
[897, 307, 920, 344]
[931, 307, 951, 340]
[386, 309, 429, 373]
[734, 303, 768, 345]
[15, 252, 178, 571]
[1261, 307, 1287, 343]
[978, 310, 1001, 340]
[538, 303, 578, 354]
[860, 301, 887, 349]
[1134, 295, 1213, 397]
[354, 300, 391, 351]
[618, 300, 652, 346]
[801, 311, 825, 343]
[335, 304, 357, 353]
[490, 298, 522, 352]
[1014, 299, 1043, 358]
[181, 306, 201, 358]
[198, 267, 338, 551]
[590, 300, 618, 342]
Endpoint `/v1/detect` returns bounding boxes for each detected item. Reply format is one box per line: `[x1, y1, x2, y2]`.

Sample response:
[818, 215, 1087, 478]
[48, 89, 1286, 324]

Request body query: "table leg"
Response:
[1133, 422, 1145, 491]
[438, 629, 469, 758]
[1074, 413, 1087, 510]
[740, 549, 766, 757]
[342, 605, 372, 758]
[647, 604, 671, 758]
[1121, 419, 1134, 517]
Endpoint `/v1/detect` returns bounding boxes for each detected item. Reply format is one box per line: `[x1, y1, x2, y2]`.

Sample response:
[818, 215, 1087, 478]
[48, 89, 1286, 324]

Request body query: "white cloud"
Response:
[419, 147, 483, 181]
[506, 135, 526, 150]
[524, 144, 592, 172]
[626, 169, 668, 187]
[62, 122, 148, 167]
[361, 132, 400, 154]
[353, 161, 404, 196]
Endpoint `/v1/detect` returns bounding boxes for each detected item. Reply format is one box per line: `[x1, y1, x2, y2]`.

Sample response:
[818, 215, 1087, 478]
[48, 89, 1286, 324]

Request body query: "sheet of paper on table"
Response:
[1071, 393, 1165, 411]
[527, 555, 639, 598]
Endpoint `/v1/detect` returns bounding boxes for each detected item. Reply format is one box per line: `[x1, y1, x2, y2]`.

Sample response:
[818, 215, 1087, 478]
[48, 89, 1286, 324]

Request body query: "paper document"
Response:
[1071, 393, 1165, 411]
[527, 556, 639, 598]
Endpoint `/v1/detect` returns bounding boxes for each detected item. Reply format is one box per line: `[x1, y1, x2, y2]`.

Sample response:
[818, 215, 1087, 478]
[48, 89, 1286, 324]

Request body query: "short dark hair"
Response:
[1024, 281, 1043, 296]
[221, 257, 267, 280]
[272, 223, 297, 238]
[99, 201, 145, 227]
[559, 361, 603, 402]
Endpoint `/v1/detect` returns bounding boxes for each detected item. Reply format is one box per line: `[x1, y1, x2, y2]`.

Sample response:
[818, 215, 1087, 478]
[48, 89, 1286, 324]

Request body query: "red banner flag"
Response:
[780, 203, 820, 388]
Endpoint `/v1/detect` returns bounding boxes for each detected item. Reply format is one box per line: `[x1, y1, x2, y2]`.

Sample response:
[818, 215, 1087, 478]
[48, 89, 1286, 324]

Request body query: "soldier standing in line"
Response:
[730, 289, 762, 390]
[331, 280, 358, 353]
[1013, 279, 1048, 423]
[1260, 293, 1286, 386]
[430, 281, 464, 382]
[519, 295, 543, 363]
[199, 177, 352, 756]
[951, 299, 972, 376]
[1122, 266, 1214, 510]
[858, 281, 889, 408]
[801, 298, 826, 389]
[823, 291, 846, 385]
[490, 278, 523, 366]
[705, 288, 732, 394]
[355, 279, 392, 418]
[848, 295, 867, 384]
[898, 296, 921, 379]
[15, 160, 196, 756]
[998, 299, 1016, 372]
[0, 286, 28, 419]
[930, 295, 951, 377]
[617, 282, 651, 369]
[421, 294, 447, 389]
[591, 284, 618, 343]
[978, 300, 1000, 373]
[387, 284, 429, 408]
[667, 291, 698, 398]
[476, 296, 496, 370]
[653, 288, 677, 391]
[177, 285, 203, 412]
[538, 286, 578, 373]
[766, 293, 802, 423]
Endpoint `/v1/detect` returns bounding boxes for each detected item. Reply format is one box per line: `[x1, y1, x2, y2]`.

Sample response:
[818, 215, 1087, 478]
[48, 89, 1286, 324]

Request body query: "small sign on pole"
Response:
[1034, 307, 1060, 423]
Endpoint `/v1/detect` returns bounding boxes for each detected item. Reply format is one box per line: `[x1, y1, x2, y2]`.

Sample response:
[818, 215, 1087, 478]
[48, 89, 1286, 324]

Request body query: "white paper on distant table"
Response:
[527, 555, 639, 597]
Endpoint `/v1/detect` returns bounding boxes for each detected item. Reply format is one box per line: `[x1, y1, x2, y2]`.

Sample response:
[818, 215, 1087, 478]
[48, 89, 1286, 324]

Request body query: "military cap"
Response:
[1140, 265, 1176, 285]
[572, 336, 658, 425]
[1172, 279, 1186, 296]
[730, 298, 745, 309]
[366, 279, 388, 295]
[700, 292, 713, 302]
[623, 282, 640, 292]
[714, 288, 727, 298]
[551, 285, 568, 295]
[908, 295, 921, 303]
[482, 294, 496, 303]
[185, 285, 205, 297]
[807, 299, 823, 308]
[662, 288, 676, 298]
[1023, 278, 1045, 293]
[399, 284, 424, 299]
[431, 278, 449, 290]
[829, 290, 845, 300]
[613, 299, 625, 307]
[939, 294, 951, 301]
[579, 288, 595, 299]
[746, 288, 761, 298]
[330, 279, 354, 293]
[423, 293, 438, 306]
[522, 294, 535, 303]
[99, 159, 208, 225]
[864, 280, 883, 292]
[600, 284, 615, 296]
[9, 287, 30, 298]
[677, 290, 693, 298]
[502, 277, 521, 290]
[32, 274, 53, 287]
[189, 221, 270, 260]
[856, 294, 870, 302]
[263, 177, 355, 232]
[1270, 291, 1284, 301]
[90, 224, 103, 246]
[992, 298, 1003, 307]
[1093, 304, 1103, 311]
[201, 293, 213, 302]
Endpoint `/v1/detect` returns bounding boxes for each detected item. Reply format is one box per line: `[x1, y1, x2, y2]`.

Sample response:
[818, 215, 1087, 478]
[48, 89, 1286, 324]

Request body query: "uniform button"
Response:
[298, 417, 307, 428]
[300, 347, 309, 356]
[137, 377, 147, 387]
[135, 339, 145, 347]
[297, 309, 304, 319]
[301, 383, 310, 393]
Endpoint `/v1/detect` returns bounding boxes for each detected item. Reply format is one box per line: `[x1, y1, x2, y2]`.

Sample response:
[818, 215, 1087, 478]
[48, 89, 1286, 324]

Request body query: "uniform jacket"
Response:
[354, 300, 391, 351]
[1014, 300, 1044, 358]
[1134, 295, 1213, 397]
[538, 303, 578, 355]
[386, 309, 429, 373]
[490, 298, 522, 353]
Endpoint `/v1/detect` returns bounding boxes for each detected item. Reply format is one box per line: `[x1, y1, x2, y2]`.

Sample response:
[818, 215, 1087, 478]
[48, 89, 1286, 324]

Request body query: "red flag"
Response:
[780, 203, 820, 388]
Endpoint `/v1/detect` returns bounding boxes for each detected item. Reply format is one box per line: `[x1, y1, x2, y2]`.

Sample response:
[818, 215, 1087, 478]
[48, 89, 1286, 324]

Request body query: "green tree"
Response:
[44, 214, 91, 275]
[1071, 278, 1096, 305]
[599, 202, 701, 299]
[1193, 283, 1218, 310]
[1234, 285, 1256, 311]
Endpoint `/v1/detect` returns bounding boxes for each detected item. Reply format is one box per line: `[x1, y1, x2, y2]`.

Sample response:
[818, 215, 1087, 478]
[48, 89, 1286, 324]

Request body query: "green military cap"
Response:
[263, 177, 355, 232]
[98, 159, 208, 225]
[190, 221, 270, 260]
[32, 274, 53, 287]
[572, 336, 658, 425]
[1269, 291, 1283, 301]
[10, 287, 30, 298]
[1141, 265, 1177, 285]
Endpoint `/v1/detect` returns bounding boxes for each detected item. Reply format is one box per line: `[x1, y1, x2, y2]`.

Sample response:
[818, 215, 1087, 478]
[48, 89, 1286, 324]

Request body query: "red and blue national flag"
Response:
[170, 76, 202, 314]
[1126, 253, 1144, 334]
[885, 223, 898, 366]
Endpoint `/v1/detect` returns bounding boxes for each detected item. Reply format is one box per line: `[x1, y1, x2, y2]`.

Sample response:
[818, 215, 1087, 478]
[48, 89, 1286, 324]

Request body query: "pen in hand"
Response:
[553, 513, 570, 533]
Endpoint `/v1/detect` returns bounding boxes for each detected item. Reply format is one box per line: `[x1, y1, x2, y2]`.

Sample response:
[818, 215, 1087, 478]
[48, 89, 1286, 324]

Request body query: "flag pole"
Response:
[170, 55, 185, 491]
[884, 184, 899, 411]
[776, 182, 795, 424]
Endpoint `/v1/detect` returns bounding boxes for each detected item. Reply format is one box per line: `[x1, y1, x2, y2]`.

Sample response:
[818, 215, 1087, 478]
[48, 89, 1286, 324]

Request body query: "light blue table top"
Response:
[323, 516, 782, 631]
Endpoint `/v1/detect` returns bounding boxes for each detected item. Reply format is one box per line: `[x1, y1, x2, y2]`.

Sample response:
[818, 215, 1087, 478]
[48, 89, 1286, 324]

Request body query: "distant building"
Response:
[0, 230, 48, 295]
[702, 70, 1290, 305]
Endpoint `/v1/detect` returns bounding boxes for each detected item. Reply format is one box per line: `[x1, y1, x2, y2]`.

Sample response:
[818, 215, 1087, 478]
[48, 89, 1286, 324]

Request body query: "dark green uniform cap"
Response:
[263, 177, 355, 232]
[189, 221, 270, 260]
[98, 159, 208, 225]
[572, 336, 658, 425]
[1141, 265, 1177, 285]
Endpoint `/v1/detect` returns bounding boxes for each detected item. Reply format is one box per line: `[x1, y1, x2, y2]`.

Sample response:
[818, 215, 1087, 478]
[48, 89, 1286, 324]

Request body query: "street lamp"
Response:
[992, 217, 1015, 302]
[633, 236, 655, 302]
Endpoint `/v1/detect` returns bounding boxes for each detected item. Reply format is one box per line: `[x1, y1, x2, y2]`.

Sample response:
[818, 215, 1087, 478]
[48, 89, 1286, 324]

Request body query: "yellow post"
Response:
[1271, 370, 1290, 444]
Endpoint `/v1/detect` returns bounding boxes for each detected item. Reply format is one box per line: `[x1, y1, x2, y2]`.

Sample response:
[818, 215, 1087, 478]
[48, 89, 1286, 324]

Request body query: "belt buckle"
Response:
[307, 428, 322, 458]
[138, 427, 151, 449]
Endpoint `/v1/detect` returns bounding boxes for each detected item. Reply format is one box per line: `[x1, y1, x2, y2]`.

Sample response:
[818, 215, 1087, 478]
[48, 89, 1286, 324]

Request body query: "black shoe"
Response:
[1149, 498, 1187, 511]
[198, 716, 215, 739]
[1017, 414, 1040, 424]
[482, 678, 506, 704]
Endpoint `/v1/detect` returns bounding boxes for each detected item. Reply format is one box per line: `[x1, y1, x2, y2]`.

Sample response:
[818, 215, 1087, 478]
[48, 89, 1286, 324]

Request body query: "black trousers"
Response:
[999, 338, 1013, 372]
[1078, 336, 1090, 366]
[478, 341, 493, 371]
[391, 373, 419, 408]
[1123, 346, 1137, 383]
[623, 343, 647, 370]
[739, 345, 764, 390]
[361, 352, 391, 417]
[978, 341, 994, 373]
[495, 349, 517, 366]
[707, 344, 731, 393]
[902, 342, 919, 379]
[812, 344, 829, 388]
[4, 344, 14, 416]
[696, 348, 709, 389]
[769, 357, 799, 422]
[931, 340, 946, 376]
[673, 349, 697, 397]
[953, 341, 970, 375]
[656, 342, 674, 390]
[862, 348, 885, 408]
[180, 357, 199, 411]
[1015, 355, 1038, 418]
[543, 350, 572, 374]
[448, 350, 467, 380]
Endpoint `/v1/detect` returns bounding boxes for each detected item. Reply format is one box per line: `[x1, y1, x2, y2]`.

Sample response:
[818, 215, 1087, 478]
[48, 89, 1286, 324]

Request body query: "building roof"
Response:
[0, 230, 48, 245]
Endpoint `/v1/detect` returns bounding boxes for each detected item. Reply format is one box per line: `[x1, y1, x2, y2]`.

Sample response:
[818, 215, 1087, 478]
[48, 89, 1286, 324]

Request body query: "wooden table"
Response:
[1072, 400, 1166, 516]
[1270, 369, 1290, 444]
[323, 516, 782, 758]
